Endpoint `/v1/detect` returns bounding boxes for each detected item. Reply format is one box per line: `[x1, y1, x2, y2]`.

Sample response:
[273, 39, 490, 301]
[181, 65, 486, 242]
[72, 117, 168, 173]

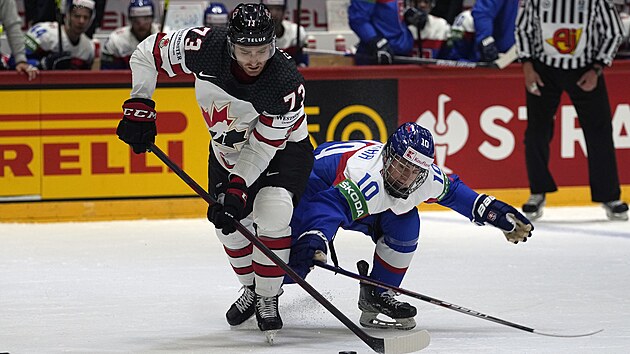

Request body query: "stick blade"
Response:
[533, 328, 604, 338]
[382, 329, 431, 354]
[494, 45, 518, 69]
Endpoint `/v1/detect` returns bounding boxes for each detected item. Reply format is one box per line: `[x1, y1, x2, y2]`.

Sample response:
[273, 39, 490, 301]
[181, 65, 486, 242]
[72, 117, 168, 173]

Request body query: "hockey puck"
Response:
[339, 352, 357, 354]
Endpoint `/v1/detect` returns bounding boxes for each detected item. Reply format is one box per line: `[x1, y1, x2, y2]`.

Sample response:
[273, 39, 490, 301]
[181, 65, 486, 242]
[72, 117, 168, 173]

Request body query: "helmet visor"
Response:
[228, 40, 276, 63]
[382, 148, 429, 199]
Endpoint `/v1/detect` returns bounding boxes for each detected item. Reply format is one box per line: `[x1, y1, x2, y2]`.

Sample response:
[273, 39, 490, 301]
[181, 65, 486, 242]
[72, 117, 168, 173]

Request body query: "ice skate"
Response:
[225, 285, 256, 326]
[358, 283, 417, 330]
[522, 194, 545, 220]
[602, 200, 629, 221]
[255, 293, 282, 344]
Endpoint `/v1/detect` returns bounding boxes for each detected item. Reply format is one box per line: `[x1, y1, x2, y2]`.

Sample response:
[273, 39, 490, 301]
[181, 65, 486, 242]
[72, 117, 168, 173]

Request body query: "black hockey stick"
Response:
[148, 143, 430, 354]
[304, 45, 517, 69]
[315, 260, 603, 338]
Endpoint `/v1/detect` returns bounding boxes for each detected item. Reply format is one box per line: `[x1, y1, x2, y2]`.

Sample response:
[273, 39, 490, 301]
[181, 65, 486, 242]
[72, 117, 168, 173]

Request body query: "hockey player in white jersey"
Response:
[404, 0, 451, 59]
[286, 122, 533, 330]
[101, 0, 159, 70]
[261, 0, 308, 66]
[115, 3, 313, 340]
[24, 0, 95, 70]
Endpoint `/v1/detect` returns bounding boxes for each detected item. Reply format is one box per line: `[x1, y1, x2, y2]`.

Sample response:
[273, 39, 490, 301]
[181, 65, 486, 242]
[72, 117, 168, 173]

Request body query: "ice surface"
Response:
[1, 206, 629, 353]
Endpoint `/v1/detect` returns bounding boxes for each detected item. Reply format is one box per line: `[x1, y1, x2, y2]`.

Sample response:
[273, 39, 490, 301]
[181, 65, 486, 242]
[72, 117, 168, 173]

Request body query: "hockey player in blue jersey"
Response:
[472, 0, 518, 62]
[349, 0, 414, 64]
[286, 122, 533, 330]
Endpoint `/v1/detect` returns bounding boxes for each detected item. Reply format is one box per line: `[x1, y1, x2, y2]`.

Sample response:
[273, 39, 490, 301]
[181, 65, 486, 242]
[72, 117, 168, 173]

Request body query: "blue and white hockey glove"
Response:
[367, 37, 394, 65]
[285, 232, 328, 283]
[473, 194, 534, 244]
[479, 36, 499, 62]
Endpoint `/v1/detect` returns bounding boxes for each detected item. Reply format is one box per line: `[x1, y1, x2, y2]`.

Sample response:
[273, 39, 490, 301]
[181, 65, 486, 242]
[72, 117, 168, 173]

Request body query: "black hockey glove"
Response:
[473, 194, 534, 244]
[40, 51, 72, 70]
[116, 98, 157, 154]
[403, 7, 428, 30]
[479, 36, 499, 62]
[212, 175, 247, 235]
[285, 232, 328, 284]
[367, 37, 394, 65]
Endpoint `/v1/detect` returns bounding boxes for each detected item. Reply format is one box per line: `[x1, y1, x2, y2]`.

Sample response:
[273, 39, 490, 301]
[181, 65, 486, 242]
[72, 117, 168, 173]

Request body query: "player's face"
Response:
[385, 158, 423, 192]
[67, 8, 92, 35]
[131, 16, 153, 40]
[233, 43, 273, 76]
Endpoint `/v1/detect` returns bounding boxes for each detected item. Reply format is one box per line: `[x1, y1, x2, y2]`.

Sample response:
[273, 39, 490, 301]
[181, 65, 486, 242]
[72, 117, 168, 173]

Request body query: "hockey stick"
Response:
[160, 0, 170, 32]
[54, 0, 63, 54]
[315, 260, 603, 338]
[148, 143, 430, 354]
[304, 45, 517, 69]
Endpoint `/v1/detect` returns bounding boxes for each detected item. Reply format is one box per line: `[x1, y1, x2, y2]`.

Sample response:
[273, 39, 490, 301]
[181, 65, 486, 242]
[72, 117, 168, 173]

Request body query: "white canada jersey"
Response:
[317, 141, 449, 216]
[25, 21, 94, 67]
[129, 26, 308, 186]
[102, 24, 160, 61]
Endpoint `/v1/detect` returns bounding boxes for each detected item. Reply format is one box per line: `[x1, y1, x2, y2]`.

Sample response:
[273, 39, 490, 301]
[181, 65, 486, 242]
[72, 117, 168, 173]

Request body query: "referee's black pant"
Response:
[524, 60, 621, 203]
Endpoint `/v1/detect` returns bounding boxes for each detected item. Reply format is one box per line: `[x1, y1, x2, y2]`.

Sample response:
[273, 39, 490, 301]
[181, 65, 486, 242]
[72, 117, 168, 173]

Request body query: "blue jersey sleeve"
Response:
[291, 167, 354, 242]
[436, 174, 480, 221]
[348, 0, 379, 42]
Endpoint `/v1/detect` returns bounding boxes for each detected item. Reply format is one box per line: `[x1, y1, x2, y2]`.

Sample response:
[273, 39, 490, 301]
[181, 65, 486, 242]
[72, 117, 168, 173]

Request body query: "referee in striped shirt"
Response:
[515, 0, 628, 221]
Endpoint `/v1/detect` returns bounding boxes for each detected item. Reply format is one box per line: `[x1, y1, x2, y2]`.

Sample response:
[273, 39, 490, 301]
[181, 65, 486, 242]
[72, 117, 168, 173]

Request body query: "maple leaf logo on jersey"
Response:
[546, 28, 583, 54]
[202, 102, 247, 150]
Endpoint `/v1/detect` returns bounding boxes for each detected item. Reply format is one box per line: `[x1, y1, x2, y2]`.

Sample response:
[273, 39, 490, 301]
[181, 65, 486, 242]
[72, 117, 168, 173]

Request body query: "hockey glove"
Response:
[212, 175, 247, 235]
[473, 194, 534, 244]
[367, 37, 394, 65]
[40, 51, 72, 70]
[479, 36, 499, 62]
[285, 232, 328, 283]
[116, 98, 157, 154]
[403, 7, 428, 30]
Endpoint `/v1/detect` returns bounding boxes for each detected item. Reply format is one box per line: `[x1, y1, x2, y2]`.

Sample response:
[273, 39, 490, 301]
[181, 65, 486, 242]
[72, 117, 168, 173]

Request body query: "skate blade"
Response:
[359, 312, 416, 330]
[264, 329, 278, 345]
[606, 211, 629, 221]
[524, 210, 542, 221]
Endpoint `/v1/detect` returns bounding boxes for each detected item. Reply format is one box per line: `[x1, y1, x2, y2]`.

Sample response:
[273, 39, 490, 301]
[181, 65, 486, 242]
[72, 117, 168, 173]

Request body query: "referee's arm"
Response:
[594, 0, 625, 66]
[514, 0, 536, 62]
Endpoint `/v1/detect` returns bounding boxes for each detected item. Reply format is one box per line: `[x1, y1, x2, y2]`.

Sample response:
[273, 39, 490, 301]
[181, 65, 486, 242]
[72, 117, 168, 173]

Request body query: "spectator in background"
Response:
[25, 0, 95, 70]
[472, 0, 518, 62]
[516, 0, 628, 221]
[204, 2, 229, 27]
[101, 0, 158, 69]
[1, 0, 39, 79]
[404, 0, 450, 59]
[261, 0, 308, 66]
[349, 0, 413, 65]
[430, 0, 463, 25]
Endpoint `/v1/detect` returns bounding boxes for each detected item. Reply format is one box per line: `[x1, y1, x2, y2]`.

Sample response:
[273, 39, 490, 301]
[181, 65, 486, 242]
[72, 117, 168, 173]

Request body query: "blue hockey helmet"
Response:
[382, 122, 435, 199]
[204, 3, 229, 27]
[128, 0, 155, 18]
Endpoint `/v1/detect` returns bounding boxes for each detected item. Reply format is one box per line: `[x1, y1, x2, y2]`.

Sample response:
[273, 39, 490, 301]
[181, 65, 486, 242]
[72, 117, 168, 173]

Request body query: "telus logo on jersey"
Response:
[335, 179, 368, 220]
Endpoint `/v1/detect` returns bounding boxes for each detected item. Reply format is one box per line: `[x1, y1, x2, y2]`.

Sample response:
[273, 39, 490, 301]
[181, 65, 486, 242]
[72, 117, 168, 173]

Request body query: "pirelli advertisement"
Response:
[1, 65, 629, 203]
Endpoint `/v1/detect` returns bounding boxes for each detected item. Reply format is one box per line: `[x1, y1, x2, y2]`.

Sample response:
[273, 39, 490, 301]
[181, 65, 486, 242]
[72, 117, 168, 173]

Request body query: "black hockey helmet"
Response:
[228, 3, 276, 46]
